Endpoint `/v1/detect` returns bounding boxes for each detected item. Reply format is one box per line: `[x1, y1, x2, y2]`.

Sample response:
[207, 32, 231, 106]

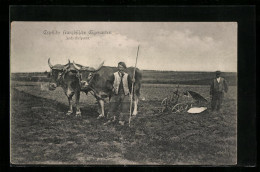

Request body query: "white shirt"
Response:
[217, 77, 220, 83]
[113, 72, 130, 95]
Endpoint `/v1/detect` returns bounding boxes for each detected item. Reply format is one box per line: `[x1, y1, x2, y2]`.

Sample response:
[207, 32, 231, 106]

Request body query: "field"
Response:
[10, 71, 237, 165]
[11, 70, 237, 86]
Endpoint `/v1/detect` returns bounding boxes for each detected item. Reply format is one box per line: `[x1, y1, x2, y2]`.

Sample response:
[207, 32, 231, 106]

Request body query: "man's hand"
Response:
[132, 78, 135, 83]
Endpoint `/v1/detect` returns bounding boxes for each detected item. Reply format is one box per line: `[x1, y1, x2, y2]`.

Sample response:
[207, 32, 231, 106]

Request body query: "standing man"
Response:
[105, 62, 134, 126]
[210, 71, 228, 111]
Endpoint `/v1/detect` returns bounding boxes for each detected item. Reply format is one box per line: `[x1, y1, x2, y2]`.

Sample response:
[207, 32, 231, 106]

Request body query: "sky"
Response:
[10, 22, 237, 72]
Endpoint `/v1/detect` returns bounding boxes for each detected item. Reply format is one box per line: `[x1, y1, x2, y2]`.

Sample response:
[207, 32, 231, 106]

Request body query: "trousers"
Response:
[211, 92, 224, 111]
[107, 93, 130, 121]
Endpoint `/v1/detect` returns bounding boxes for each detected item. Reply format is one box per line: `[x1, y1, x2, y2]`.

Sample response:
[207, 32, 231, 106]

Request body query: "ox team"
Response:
[48, 58, 142, 125]
[48, 59, 229, 124]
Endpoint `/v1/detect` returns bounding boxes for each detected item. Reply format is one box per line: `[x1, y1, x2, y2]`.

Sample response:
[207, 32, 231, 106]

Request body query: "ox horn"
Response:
[82, 61, 104, 72]
[48, 58, 53, 69]
[73, 61, 104, 72]
[66, 59, 71, 69]
[95, 61, 104, 71]
[63, 59, 71, 70]
[72, 61, 82, 70]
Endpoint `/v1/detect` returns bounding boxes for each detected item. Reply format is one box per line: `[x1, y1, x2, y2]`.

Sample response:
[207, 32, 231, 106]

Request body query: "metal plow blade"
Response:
[187, 107, 207, 114]
[187, 91, 208, 103]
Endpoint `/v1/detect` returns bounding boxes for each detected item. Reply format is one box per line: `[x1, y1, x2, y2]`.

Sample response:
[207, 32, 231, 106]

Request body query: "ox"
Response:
[72, 61, 142, 119]
[47, 58, 102, 116]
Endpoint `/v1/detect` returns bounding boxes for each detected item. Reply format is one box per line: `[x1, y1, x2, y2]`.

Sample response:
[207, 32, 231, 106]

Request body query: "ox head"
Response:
[72, 61, 104, 88]
[47, 58, 72, 90]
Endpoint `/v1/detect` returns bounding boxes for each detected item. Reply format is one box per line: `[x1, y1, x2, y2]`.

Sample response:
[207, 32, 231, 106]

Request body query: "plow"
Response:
[159, 85, 208, 114]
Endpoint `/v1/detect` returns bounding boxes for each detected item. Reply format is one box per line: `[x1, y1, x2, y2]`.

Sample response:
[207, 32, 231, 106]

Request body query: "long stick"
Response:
[129, 45, 140, 127]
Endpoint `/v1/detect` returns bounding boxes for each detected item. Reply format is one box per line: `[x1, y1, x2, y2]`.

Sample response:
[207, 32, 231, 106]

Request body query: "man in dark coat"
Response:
[105, 62, 134, 125]
[210, 71, 228, 111]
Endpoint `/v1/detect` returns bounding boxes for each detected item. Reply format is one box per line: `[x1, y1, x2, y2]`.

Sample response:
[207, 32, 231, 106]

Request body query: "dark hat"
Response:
[216, 70, 221, 75]
[118, 62, 127, 69]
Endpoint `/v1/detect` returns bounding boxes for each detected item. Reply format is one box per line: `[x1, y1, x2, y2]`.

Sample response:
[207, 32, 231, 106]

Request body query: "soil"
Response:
[10, 81, 237, 165]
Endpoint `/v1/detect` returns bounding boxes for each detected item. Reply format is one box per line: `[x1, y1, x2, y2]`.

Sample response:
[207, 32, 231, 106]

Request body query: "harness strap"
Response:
[56, 68, 70, 85]
[76, 72, 98, 95]
[76, 71, 82, 85]
[61, 69, 67, 80]
[74, 71, 104, 100]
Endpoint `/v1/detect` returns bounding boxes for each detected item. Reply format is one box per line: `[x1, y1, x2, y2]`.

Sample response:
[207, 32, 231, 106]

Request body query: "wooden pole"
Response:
[129, 45, 140, 127]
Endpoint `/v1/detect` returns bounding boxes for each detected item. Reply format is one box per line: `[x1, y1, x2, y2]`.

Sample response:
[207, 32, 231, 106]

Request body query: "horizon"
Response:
[10, 67, 238, 74]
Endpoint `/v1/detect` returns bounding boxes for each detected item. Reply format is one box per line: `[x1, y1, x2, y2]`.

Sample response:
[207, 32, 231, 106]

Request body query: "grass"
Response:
[10, 80, 237, 165]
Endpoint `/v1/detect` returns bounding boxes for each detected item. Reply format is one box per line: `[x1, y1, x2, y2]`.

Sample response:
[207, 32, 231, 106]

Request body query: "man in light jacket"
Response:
[105, 62, 134, 125]
[210, 71, 228, 111]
